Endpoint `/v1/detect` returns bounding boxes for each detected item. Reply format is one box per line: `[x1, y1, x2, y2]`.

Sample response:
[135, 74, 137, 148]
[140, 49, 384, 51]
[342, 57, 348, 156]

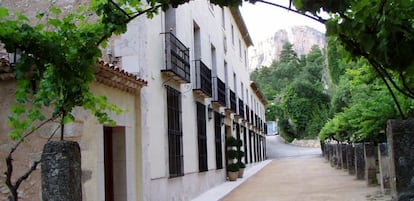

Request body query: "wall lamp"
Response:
[220, 113, 225, 126]
[207, 104, 213, 120]
[233, 121, 238, 130]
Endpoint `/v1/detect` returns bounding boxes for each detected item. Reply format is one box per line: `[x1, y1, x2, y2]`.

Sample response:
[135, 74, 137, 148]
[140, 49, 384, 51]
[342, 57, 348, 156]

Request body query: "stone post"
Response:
[341, 143, 348, 169]
[328, 144, 335, 166]
[378, 143, 390, 193]
[355, 143, 365, 180]
[364, 142, 378, 186]
[336, 143, 342, 169]
[41, 141, 82, 201]
[387, 119, 414, 200]
[347, 144, 355, 175]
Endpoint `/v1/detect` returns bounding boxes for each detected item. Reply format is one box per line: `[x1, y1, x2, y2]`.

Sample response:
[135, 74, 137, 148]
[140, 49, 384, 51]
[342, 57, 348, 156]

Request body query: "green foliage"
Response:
[237, 161, 246, 168]
[320, 52, 414, 143]
[226, 136, 237, 147]
[1, 0, 196, 140]
[293, 0, 414, 99]
[251, 44, 329, 140]
[227, 149, 238, 160]
[227, 163, 239, 172]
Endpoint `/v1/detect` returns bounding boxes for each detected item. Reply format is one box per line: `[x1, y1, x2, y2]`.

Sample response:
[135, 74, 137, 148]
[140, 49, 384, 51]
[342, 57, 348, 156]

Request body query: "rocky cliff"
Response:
[249, 26, 326, 69]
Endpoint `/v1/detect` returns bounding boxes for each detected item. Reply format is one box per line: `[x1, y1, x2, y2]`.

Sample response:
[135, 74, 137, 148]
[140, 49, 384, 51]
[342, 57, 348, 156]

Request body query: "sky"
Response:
[239, 0, 326, 43]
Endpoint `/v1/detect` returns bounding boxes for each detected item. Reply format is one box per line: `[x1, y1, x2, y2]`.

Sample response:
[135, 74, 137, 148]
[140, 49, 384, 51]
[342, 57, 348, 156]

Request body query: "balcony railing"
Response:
[246, 105, 250, 123]
[229, 90, 237, 113]
[255, 114, 258, 127]
[193, 60, 212, 97]
[162, 32, 191, 83]
[250, 109, 254, 125]
[238, 99, 244, 118]
[212, 77, 226, 106]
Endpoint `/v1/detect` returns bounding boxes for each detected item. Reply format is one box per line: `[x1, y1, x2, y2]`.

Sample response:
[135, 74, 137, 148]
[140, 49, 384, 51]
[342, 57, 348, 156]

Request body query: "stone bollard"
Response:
[42, 141, 82, 201]
[364, 142, 378, 186]
[387, 119, 414, 200]
[347, 144, 355, 175]
[354, 143, 365, 180]
[328, 144, 334, 165]
[330, 144, 338, 167]
[378, 143, 390, 193]
[336, 143, 342, 169]
[341, 143, 348, 169]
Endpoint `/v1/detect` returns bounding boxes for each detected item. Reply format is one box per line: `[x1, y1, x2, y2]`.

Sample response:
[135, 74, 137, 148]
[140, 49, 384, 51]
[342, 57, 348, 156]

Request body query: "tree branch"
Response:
[109, 0, 131, 19]
[10, 116, 57, 155]
[5, 116, 56, 201]
[96, 4, 162, 46]
[338, 34, 406, 119]
[399, 72, 414, 96]
[253, 0, 326, 24]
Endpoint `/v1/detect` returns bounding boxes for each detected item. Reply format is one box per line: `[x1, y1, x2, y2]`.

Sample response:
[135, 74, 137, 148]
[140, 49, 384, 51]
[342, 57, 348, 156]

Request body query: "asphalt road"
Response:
[266, 135, 321, 159]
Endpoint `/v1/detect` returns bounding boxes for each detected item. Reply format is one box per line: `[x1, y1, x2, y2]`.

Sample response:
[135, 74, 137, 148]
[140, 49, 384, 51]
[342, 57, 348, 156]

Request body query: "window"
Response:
[231, 25, 234, 45]
[197, 102, 208, 172]
[239, 39, 242, 58]
[244, 49, 248, 70]
[221, 8, 225, 29]
[214, 112, 223, 169]
[167, 86, 184, 177]
[243, 126, 248, 163]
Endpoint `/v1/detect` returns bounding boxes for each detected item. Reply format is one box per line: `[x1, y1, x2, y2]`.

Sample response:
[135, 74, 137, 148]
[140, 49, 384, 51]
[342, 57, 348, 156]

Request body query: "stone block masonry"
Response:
[364, 143, 378, 186]
[41, 141, 82, 201]
[387, 119, 414, 201]
[378, 143, 390, 193]
[347, 144, 355, 175]
[340, 144, 348, 170]
[354, 143, 365, 180]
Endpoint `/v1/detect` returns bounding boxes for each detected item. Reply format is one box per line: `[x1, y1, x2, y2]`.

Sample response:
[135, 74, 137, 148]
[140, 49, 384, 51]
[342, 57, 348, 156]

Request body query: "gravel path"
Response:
[221, 136, 391, 201]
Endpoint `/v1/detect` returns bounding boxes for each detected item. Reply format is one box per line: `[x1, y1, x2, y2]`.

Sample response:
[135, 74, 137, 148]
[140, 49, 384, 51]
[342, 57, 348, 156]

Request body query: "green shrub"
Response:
[227, 163, 239, 172]
[226, 136, 237, 147]
[237, 162, 246, 169]
[227, 149, 238, 159]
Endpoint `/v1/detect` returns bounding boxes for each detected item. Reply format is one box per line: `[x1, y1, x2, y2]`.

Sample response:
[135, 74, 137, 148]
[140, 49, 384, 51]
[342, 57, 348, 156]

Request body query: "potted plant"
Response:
[226, 136, 237, 147]
[227, 163, 239, 181]
[227, 149, 238, 160]
[237, 161, 246, 178]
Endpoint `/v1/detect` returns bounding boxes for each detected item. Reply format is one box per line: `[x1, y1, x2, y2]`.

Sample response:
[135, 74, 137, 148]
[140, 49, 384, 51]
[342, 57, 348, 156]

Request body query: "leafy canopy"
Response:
[1, 0, 245, 140]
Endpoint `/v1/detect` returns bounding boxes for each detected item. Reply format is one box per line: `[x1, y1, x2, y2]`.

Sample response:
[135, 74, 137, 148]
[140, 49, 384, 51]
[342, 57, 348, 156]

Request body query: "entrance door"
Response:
[104, 126, 127, 201]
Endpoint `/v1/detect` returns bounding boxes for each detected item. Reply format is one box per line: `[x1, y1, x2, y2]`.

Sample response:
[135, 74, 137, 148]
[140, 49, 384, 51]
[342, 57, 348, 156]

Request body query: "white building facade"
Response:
[112, 1, 268, 200]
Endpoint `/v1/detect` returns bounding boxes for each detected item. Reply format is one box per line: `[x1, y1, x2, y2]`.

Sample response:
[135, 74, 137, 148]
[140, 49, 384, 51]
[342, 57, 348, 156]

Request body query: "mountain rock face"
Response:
[249, 26, 326, 69]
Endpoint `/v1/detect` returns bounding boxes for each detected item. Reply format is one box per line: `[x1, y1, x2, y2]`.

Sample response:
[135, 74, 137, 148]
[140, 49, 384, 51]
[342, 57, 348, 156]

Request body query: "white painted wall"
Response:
[113, 1, 267, 200]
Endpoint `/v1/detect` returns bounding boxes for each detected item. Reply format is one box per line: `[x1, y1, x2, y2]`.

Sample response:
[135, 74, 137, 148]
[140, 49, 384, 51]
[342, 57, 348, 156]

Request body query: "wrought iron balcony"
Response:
[238, 99, 245, 119]
[193, 60, 212, 98]
[212, 77, 226, 107]
[250, 110, 254, 125]
[162, 32, 191, 83]
[255, 114, 258, 127]
[228, 89, 237, 113]
[245, 105, 250, 123]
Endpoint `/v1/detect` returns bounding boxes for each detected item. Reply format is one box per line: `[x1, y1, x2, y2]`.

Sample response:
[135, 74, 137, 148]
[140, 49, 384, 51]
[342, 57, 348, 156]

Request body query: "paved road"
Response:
[266, 135, 321, 159]
[222, 136, 390, 201]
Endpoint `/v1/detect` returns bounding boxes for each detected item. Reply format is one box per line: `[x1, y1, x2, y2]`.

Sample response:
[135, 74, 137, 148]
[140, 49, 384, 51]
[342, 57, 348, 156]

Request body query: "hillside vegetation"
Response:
[251, 42, 329, 142]
[252, 39, 414, 143]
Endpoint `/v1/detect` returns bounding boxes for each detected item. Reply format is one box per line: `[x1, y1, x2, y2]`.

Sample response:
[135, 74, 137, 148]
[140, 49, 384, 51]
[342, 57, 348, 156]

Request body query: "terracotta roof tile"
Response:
[95, 60, 147, 93]
[0, 56, 148, 94]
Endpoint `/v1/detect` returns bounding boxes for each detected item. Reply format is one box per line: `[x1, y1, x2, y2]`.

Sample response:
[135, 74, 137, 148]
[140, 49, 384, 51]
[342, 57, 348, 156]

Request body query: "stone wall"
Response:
[290, 138, 321, 148]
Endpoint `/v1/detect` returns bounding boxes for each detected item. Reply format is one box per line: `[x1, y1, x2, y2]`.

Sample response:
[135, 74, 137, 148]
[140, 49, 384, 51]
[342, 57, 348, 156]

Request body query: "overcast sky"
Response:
[239, 0, 326, 43]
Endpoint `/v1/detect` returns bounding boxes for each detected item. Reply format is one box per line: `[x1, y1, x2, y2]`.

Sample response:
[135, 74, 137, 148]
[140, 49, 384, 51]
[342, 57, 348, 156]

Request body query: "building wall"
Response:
[113, 1, 267, 200]
[0, 80, 143, 201]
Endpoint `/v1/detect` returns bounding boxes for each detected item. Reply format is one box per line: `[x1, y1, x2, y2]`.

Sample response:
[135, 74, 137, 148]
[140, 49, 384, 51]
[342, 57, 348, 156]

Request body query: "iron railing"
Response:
[163, 32, 191, 83]
[194, 60, 212, 97]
